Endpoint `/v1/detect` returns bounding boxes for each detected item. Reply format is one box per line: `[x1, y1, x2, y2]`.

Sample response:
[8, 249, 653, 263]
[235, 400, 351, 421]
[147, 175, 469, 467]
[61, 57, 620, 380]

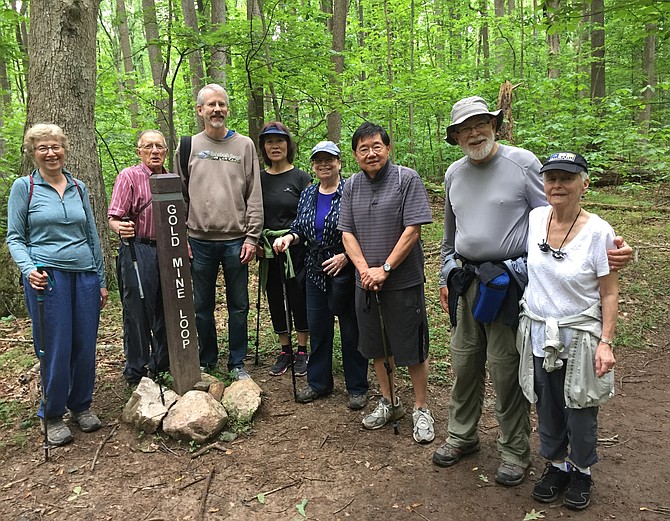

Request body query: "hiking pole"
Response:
[374, 291, 399, 435]
[254, 267, 261, 365]
[123, 219, 164, 405]
[36, 264, 50, 461]
[279, 253, 297, 402]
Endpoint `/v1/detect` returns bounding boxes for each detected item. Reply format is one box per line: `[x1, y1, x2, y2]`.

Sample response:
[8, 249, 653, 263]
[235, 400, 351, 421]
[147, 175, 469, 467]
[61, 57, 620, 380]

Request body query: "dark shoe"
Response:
[41, 417, 74, 446]
[532, 462, 571, 503]
[294, 351, 308, 377]
[297, 386, 322, 404]
[563, 469, 592, 510]
[495, 461, 527, 486]
[70, 409, 102, 433]
[432, 441, 480, 468]
[269, 352, 292, 376]
[348, 393, 368, 410]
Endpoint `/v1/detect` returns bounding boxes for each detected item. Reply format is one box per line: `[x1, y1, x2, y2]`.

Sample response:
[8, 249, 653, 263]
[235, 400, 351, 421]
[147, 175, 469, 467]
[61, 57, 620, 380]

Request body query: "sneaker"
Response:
[563, 469, 592, 510]
[412, 408, 435, 444]
[41, 417, 74, 446]
[294, 351, 308, 377]
[362, 397, 405, 430]
[432, 441, 480, 468]
[232, 367, 251, 381]
[296, 385, 320, 403]
[348, 393, 368, 411]
[495, 461, 527, 486]
[532, 462, 571, 503]
[70, 409, 102, 433]
[269, 352, 292, 376]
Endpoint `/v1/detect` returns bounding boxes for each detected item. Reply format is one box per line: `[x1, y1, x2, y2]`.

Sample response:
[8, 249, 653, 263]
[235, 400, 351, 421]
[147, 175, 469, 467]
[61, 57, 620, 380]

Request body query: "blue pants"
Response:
[190, 237, 249, 370]
[117, 243, 169, 384]
[305, 278, 368, 395]
[24, 270, 100, 419]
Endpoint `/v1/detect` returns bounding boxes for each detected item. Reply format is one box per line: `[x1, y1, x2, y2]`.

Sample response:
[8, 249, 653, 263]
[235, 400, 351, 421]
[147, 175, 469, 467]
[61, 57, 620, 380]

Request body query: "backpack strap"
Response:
[179, 135, 192, 185]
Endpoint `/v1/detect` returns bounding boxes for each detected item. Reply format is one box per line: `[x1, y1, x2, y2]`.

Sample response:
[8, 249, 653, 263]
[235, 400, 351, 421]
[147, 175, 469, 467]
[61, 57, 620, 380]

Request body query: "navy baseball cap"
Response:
[259, 126, 289, 138]
[539, 152, 589, 175]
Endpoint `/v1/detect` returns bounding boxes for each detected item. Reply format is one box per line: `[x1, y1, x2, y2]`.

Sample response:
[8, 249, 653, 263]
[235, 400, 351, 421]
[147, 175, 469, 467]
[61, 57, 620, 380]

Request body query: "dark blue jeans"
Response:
[189, 237, 249, 370]
[305, 277, 368, 395]
[24, 269, 100, 419]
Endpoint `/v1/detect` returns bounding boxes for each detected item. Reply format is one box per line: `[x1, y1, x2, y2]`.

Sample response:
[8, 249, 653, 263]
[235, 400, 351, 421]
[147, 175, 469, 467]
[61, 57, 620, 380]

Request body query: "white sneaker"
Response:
[412, 407, 435, 444]
[362, 397, 405, 430]
[232, 367, 251, 381]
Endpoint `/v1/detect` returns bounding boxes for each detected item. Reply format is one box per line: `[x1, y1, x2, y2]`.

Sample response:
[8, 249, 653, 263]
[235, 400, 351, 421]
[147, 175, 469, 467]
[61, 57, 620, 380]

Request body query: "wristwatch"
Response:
[382, 262, 392, 273]
[600, 338, 614, 348]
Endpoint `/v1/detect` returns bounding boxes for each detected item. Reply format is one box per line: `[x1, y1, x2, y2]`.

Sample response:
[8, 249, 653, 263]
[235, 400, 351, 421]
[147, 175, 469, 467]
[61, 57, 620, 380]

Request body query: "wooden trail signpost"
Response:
[150, 173, 200, 395]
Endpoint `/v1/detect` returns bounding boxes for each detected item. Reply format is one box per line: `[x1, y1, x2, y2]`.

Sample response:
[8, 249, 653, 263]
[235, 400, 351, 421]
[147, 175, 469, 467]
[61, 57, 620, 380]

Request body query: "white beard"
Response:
[460, 135, 495, 161]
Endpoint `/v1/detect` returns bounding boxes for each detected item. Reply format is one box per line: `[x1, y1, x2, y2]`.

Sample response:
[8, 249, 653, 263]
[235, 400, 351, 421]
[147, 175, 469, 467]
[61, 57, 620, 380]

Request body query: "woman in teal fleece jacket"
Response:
[6, 123, 108, 447]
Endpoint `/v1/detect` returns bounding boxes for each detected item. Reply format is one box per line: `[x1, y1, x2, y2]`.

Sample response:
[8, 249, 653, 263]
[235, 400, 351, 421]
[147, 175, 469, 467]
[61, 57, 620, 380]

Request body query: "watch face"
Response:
[383, 263, 391, 273]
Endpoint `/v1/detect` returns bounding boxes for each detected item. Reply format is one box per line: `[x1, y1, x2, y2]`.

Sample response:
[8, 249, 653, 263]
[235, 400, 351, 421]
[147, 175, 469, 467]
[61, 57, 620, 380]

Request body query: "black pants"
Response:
[117, 243, 169, 383]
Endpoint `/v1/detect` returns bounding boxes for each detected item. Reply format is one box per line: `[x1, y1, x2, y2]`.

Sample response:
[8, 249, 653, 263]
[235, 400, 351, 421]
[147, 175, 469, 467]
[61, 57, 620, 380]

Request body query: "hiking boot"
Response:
[432, 441, 480, 468]
[294, 351, 308, 377]
[41, 417, 74, 446]
[348, 393, 368, 411]
[296, 385, 321, 404]
[532, 462, 571, 503]
[563, 469, 592, 510]
[269, 352, 292, 376]
[232, 367, 251, 381]
[70, 409, 102, 433]
[412, 408, 435, 444]
[362, 397, 405, 430]
[495, 461, 527, 486]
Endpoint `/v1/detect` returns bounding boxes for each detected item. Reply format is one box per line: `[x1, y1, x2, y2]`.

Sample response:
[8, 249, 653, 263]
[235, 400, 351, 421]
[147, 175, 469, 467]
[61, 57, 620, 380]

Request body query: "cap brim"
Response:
[259, 128, 289, 138]
[539, 162, 585, 175]
[445, 110, 503, 145]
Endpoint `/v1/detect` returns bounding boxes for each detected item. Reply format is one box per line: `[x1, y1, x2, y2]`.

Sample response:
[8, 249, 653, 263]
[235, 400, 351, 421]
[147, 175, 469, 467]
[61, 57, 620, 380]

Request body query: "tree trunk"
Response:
[181, 0, 205, 100]
[494, 0, 506, 75]
[326, 0, 347, 144]
[383, 0, 394, 152]
[246, 0, 264, 146]
[478, 0, 490, 80]
[210, 0, 227, 84]
[141, 0, 171, 144]
[546, 0, 560, 79]
[25, 0, 113, 285]
[590, 0, 605, 102]
[116, 0, 139, 128]
[637, 23, 656, 135]
[408, 0, 415, 163]
[13, 0, 28, 105]
[574, 0, 590, 98]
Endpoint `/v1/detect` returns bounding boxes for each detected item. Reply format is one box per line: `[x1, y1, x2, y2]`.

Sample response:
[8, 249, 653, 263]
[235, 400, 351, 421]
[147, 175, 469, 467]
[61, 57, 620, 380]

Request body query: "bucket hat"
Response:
[445, 96, 503, 145]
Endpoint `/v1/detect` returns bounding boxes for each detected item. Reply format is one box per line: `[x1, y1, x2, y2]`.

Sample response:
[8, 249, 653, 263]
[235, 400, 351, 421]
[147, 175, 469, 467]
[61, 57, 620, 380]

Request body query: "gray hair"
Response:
[136, 129, 167, 148]
[196, 84, 229, 107]
[23, 123, 70, 156]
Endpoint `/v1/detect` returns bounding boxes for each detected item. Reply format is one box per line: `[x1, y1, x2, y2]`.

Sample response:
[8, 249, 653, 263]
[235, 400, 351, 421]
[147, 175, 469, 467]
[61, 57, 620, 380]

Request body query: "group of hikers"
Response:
[6, 84, 632, 510]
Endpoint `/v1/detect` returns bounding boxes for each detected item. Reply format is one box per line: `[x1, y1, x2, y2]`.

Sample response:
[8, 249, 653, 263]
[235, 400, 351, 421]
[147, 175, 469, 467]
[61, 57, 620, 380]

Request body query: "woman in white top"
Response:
[518, 152, 617, 511]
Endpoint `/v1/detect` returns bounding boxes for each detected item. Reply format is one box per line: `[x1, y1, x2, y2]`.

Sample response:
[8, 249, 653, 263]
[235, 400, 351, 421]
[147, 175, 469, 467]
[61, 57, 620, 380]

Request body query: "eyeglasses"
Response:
[36, 145, 63, 154]
[455, 120, 491, 136]
[538, 240, 567, 260]
[312, 157, 338, 164]
[356, 144, 386, 156]
[139, 144, 167, 151]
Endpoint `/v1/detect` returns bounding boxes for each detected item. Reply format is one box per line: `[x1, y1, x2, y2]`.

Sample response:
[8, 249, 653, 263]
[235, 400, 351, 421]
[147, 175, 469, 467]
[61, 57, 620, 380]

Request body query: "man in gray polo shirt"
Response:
[339, 121, 435, 444]
[433, 96, 632, 485]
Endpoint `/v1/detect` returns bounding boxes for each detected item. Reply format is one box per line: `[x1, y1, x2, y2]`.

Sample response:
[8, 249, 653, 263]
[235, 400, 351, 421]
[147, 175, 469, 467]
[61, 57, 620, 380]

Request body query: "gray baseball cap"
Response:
[310, 140, 341, 159]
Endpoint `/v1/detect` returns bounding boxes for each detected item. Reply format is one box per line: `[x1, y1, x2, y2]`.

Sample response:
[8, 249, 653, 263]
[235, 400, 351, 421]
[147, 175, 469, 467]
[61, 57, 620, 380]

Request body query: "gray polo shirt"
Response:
[440, 144, 546, 285]
[338, 162, 432, 290]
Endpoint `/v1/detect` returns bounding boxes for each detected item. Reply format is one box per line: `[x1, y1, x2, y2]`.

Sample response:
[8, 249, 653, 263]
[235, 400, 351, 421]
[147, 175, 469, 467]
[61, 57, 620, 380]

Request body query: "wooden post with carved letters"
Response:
[150, 173, 200, 395]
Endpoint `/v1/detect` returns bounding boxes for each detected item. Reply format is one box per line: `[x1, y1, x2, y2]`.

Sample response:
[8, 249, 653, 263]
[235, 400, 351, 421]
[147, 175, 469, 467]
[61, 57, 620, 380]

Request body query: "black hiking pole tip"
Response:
[254, 267, 261, 365]
[36, 264, 50, 461]
[374, 292, 399, 435]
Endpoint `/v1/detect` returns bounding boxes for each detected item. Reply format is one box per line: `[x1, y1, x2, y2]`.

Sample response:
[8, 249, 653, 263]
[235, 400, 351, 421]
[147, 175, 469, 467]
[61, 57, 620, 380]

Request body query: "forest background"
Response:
[0, 0, 668, 298]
